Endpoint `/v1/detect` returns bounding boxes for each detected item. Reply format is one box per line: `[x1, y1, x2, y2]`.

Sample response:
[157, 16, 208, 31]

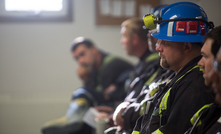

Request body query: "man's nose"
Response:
[155, 39, 163, 52]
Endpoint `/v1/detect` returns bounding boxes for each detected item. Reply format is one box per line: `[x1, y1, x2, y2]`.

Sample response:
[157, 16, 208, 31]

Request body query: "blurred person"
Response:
[95, 17, 164, 134]
[41, 37, 133, 134]
[132, 2, 215, 134]
[185, 25, 221, 134]
[111, 8, 172, 134]
[103, 16, 172, 134]
[71, 37, 133, 106]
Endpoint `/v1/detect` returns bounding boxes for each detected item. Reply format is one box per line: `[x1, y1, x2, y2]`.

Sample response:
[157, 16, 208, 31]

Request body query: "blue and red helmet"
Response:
[144, 2, 214, 43]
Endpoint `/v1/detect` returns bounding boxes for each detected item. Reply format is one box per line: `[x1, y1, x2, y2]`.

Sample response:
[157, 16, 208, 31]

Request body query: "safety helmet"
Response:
[143, 2, 214, 43]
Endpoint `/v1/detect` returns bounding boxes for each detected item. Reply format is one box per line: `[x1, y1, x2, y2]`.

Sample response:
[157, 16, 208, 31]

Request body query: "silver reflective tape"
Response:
[167, 15, 177, 37]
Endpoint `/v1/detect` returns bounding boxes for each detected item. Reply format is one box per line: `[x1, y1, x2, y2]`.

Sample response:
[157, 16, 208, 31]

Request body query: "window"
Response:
[95, 0, 160, 25]
[0, 0, 72, 22]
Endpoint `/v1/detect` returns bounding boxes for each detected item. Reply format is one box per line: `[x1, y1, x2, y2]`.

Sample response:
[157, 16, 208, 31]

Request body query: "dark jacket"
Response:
[84, 51, 133, 107]
[133, 56, 215, 134]
[124, 51, 161, 102]
[121, 70, 175, 133]
[185, 103, 221, 134]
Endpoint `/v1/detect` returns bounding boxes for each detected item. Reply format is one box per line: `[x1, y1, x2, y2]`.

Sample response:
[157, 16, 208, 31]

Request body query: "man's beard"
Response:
[160, 58, 170, 69]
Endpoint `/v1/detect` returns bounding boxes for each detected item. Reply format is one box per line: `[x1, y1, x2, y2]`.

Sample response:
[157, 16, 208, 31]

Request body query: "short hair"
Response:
[205, 26, 221, 57]
[71, 37, 94, 52]
[121, 18, 148, 42]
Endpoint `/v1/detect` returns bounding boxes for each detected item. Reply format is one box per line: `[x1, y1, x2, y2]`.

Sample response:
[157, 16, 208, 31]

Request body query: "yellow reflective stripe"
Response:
[146, 53, 159, 62]
[199, 67, 203, 72]
[152, 129, 163, 134]
[145, 68, 161, 85]
[159, 66, 200, 116]
[150, 86, 159, 97]
[190, 104, 211, 126]
[74, 98, 88, 106]
[132, 130, 140, 134]
[175, 65, 199, 83]
[159, 88, 171, 115]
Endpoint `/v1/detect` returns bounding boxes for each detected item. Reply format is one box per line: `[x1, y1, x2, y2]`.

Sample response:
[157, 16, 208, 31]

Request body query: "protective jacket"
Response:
[185, 103, 221, 134]
[124, 50, 160, 102]
[83, 51, 134, 107]
[106, 50, 163, 134]
[121, 70, 175, 133]
[132, 56, 215, 134]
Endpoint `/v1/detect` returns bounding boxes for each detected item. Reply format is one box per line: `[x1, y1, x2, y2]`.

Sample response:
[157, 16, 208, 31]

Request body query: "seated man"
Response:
[41, 37, 133, 134]
[109, 6, 171, 134]
[132, 2, 215, 134]
[185, 25, 221, 134]
[99, 17, 170, 134]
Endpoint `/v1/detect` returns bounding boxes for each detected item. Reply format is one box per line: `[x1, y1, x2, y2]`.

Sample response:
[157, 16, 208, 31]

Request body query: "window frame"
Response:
[0, 0, 73, 22]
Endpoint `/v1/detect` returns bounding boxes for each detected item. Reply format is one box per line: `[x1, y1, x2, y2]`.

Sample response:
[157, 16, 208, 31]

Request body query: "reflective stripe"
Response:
[175, 65, 200, 83]
[190, 104, 211, 126]
[217, 116, 221, 123]
[74, 98, 88, 106]
[159, 65, 200, 115]
[159, 88, 171, 115]
[145, 68, 161, 85]
[152, 129, 164, 134]
[100, 55, 117, 74]
[199, 67, 203, 72]
[167, 15, 177, 37]
[146, 53, 159, 62]
[132, 130, 140, 134]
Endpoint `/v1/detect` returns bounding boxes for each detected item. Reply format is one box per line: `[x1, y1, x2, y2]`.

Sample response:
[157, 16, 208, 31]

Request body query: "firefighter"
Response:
[185, 25, 221, 134]
[41, 37, 133, 134]
[111, 7, 173, 134]
[132, 2, 215, 134]
[95, 17, 164, 134]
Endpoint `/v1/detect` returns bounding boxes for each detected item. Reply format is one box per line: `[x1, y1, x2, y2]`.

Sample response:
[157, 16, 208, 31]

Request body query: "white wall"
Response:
[0, 0, 220, 134]
[161, 0, 221, 26]
[0, 1, 133, 134]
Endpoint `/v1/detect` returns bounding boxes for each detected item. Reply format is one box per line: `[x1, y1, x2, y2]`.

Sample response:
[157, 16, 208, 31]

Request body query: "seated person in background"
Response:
[106, 6, 173, 134]
[41, 37, 133, 134]
[96, 17, 169, 134]
[185, 25, 221, 134]
[132, 2, 215, 134]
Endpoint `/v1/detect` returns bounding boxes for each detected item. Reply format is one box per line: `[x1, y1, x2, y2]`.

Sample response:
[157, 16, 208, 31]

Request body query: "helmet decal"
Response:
[167, 15, 177, 37]
[186, 21, 198, 33]
[176, 21, 185, 32]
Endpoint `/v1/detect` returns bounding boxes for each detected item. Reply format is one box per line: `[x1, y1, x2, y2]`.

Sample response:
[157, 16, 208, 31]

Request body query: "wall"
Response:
[0, 0, 220, 134]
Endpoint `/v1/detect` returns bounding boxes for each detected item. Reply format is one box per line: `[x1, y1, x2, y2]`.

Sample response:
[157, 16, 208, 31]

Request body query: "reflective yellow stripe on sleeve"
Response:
[145, 53, 159, 62]
[159, 88, 171, 115]
[190, 104, 211, 126]
[132, 130, 140, 134]
[152, 129, 163, 134]
[145, 68, 161, 85]
[159, 65, 200, 115]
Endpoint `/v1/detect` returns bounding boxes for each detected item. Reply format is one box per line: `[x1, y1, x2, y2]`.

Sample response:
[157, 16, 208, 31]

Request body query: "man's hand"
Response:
[104, 84, 116, 100]
[113, 102, 130, 129]
[94, 106, 114, 113]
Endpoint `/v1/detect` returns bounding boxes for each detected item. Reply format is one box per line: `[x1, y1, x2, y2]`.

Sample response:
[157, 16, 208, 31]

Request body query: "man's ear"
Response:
[183, 42, 192, 53]
[132, 34, 139, 46]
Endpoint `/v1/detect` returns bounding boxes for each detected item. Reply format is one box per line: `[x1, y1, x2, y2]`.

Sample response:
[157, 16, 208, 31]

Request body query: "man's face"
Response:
[155, 39, 184, 71]
[120, 27, 134, 56]
[209, 48, 221, 104]
[72, 44, 96, 68]
[198, 38, 214, 86]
